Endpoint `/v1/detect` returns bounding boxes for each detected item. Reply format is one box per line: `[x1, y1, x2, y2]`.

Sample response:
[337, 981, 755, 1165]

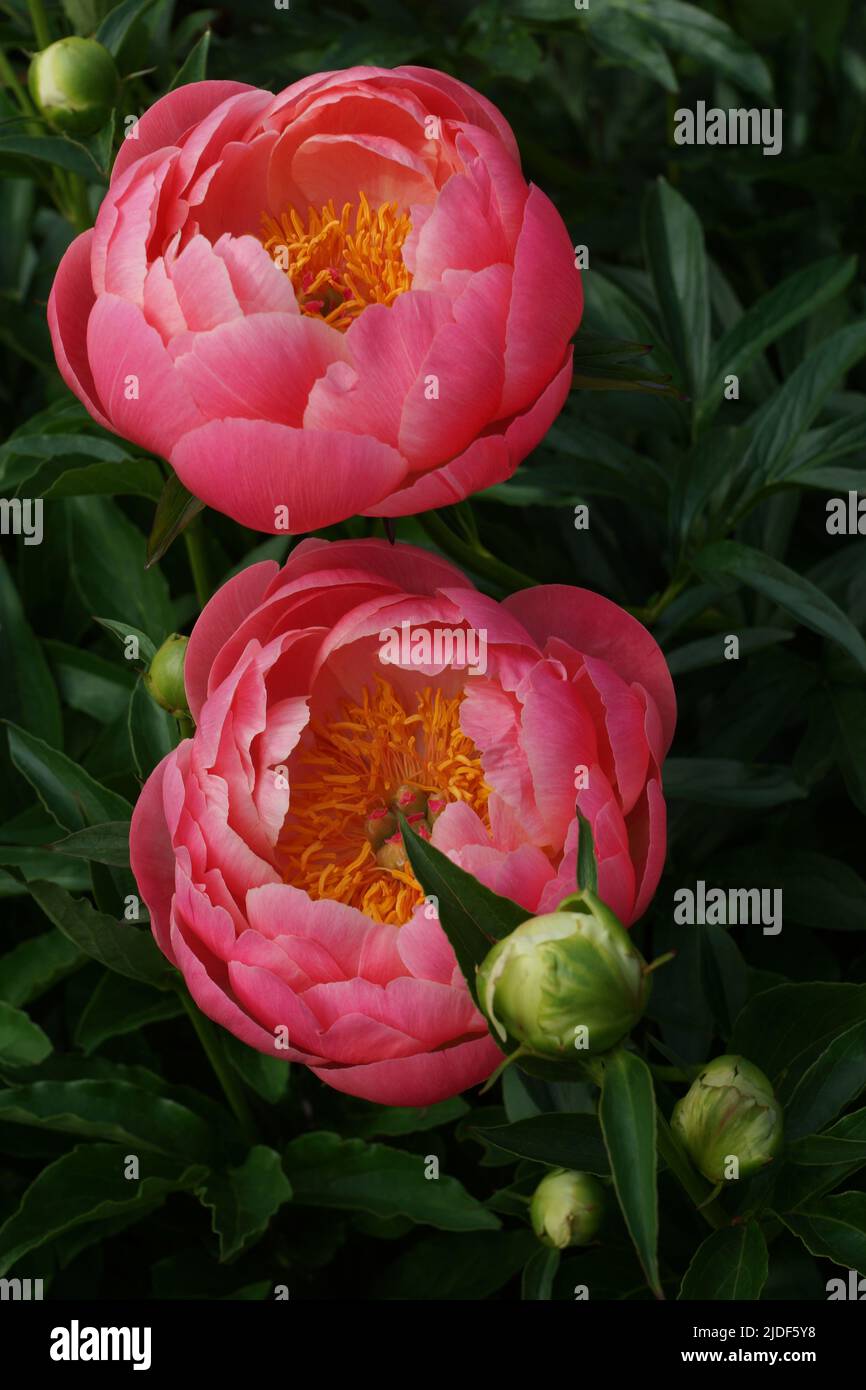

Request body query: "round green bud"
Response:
[29, 38, 119, 137]
[530, 1169, 604, 1249]
[671, 1055, 783, 1183]
[476, 893, 650, 1058]
[144, 634, 189, 718]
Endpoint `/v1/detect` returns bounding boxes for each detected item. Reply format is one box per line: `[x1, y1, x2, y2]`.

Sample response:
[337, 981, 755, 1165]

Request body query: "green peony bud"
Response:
[530, 1169, 604, 1249]
[671, 1055, 783, 1183]
[476, 892, 650, 1059]
[144, 634, 189, 718]
[29, 38, 119, 137]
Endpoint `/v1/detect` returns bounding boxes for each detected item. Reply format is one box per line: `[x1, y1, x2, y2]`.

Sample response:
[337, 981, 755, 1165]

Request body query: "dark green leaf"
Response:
[52, 821, 131, 868]
[522, 1246, 559, 1300]
[28, 879, 175, 989]
[663, 756, 807, 807]
[778, 1193, 866, 1276]
[0, 1001, 52, 1068]
[599, 1050, 660, 1295]
[730, 983, 866, 1102]
[169, 29, 212, 90]
[785, 1021, 866, 1141]
[75, 973, 183, 1053]
[679, 1222, 768, 1300]
[6, 723, 133, 831]
[470, 1113, 610, 1174]
[200, 1146, 292, 1261]
[0, 931, 84, 1007]
[128, 677, 177, 780]
[642, 177, 710, 402]
[146, 472, 204, 567]
[0, 558, 62, 747]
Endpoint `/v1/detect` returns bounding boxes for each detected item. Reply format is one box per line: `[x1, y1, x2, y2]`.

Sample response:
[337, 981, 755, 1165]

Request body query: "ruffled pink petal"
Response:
[86, 294, 206, 456]
[129, 748, 180, 961]
[174, 312, 347, 426]
[170, 418, 408, 533]
[211, 233, 299, 315]
[46, 230, 111, 430]
[500, 185, 583, 417]
[503, 586, 677, 754]
[309, 1032, 501, 1105]
[185, 560, 279, 721]
[111, 81, 260, 186]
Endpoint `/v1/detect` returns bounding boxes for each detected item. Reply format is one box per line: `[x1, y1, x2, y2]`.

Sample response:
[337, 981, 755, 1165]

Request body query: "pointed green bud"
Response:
[144, 633, 189, 718]
[476, 892, 650, 1058]
[29, 38, 119, 137]
[530, 1169, 604, 1249]
[671, 1055, 783, 1183]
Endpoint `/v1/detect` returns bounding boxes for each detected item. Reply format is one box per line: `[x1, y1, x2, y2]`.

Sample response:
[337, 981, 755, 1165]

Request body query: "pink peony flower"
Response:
[130, 540, 675, 1105]
[48, 68, 582, 533]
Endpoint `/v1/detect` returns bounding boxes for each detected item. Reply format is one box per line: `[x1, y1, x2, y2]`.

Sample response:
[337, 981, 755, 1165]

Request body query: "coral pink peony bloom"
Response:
[130, 540, 675, 1105]
[48, 69, 582, 533]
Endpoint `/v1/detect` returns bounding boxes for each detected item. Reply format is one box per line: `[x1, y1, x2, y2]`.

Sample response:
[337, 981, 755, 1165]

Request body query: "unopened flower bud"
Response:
[671, 1055, 783, 1183]
[476, 892, 650, 1058]
[29, 38, 119, 137]
[530, 1169, 604, 1249]
[144, 634, 189, 717]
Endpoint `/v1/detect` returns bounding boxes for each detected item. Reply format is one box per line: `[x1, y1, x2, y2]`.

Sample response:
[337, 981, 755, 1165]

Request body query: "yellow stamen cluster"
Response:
[277, 678, 490, 926]
[260, 193, 413, 332]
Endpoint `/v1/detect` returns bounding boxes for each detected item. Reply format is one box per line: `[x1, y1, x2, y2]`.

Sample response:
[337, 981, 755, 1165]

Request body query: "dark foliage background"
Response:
[1, 0, 865, 1301]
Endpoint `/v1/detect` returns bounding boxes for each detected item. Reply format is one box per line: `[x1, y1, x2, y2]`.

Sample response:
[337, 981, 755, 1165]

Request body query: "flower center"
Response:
[260, 193, 413, 332]
[277, 678, 489, 926]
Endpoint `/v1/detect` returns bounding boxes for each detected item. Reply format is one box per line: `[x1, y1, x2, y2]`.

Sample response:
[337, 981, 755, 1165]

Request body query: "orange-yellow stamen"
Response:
[277, 679, 490, 926]
[261, 193, 413, 331]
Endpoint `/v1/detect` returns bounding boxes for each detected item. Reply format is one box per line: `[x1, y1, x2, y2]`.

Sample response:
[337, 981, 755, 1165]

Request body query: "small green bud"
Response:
[29, 38, 119, 137]
[144, 634, 189, 717]
[671, 1055, 783, 1183]
[530, 1169, 604, 1249]
[476, 892, 650, 1058]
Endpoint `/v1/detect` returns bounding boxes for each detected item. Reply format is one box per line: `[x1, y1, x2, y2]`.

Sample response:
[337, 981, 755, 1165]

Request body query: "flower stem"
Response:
[183, 516, 211, 609]
[418, 509, 538, 592]
[657, 1111, 727, 1229]
[180, 992, 258, 1146]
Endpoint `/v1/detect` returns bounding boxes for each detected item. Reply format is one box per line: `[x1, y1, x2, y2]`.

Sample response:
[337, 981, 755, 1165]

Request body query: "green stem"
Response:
[183, 517, 211, 609]
[27, 0, 52, 50]
[180, 993, 258, 1146]
[0, 45, 33, 118]
[176, 713, 195, 741]
[418, 509, 538, 592]
[66, 172, 92, 232]
[657, 1112, 727, 1230]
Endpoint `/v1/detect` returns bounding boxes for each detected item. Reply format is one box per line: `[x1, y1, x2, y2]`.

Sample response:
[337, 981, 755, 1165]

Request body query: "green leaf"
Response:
[93, 617, 156, 666]
[663, 756, 807, 807]
[0, 1078, 216, 1162]
[700, 255, 857, 426]
[0, 1001, 52, 1068]
[146, 472, 205, 567]
[44, 641, 134, 724]
[75, 972, 183, 1053]
[0, 931, 84, 1007]
[42, 456, 164, 501]
[67, 497, 173, 646]
[831, 687, 866, 816]
[785, 1021, 866, 1141]
[584, 6, 677, 92]
[697, 923, 748, 1041]
[0, 558, 62, 747]
[707, 849, 866, 932]
[200, 1146, 292, 1261]
[522, 1246, 559, 1300]
[644, 0, 773, 101]
[372, 1229, 536, 1300]
[693, 541, 866, 674]
[351, 1098, 469, 1138]
[666, 628, 793, 676]
[576, 808, 598, 896]
[789, 1119, 866, 1168]
[0, 134, 103, 180]
[778, 1193, 866, 1276]
[599, 1049, 660, 1296]
[222, 1034, 290, 1106]
[51, 821, 131, 868]
[679, 1222, 769, 1300]
[730, 983, 866, 1102]
[399, 814, 528, 1002]
[169, 28, 212, 90]
[283, 1132, 500, 1232]
[642, 177, 710, 403]
[128, 677, 177, 780]
[28, 879, 175, 989]
[0, 1142, 206, 1276]
[96, 0, 157, 55]
[739, 322, 866, 487]
[470, 1113, 610, 1174]
[6, 723, 133, 832]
